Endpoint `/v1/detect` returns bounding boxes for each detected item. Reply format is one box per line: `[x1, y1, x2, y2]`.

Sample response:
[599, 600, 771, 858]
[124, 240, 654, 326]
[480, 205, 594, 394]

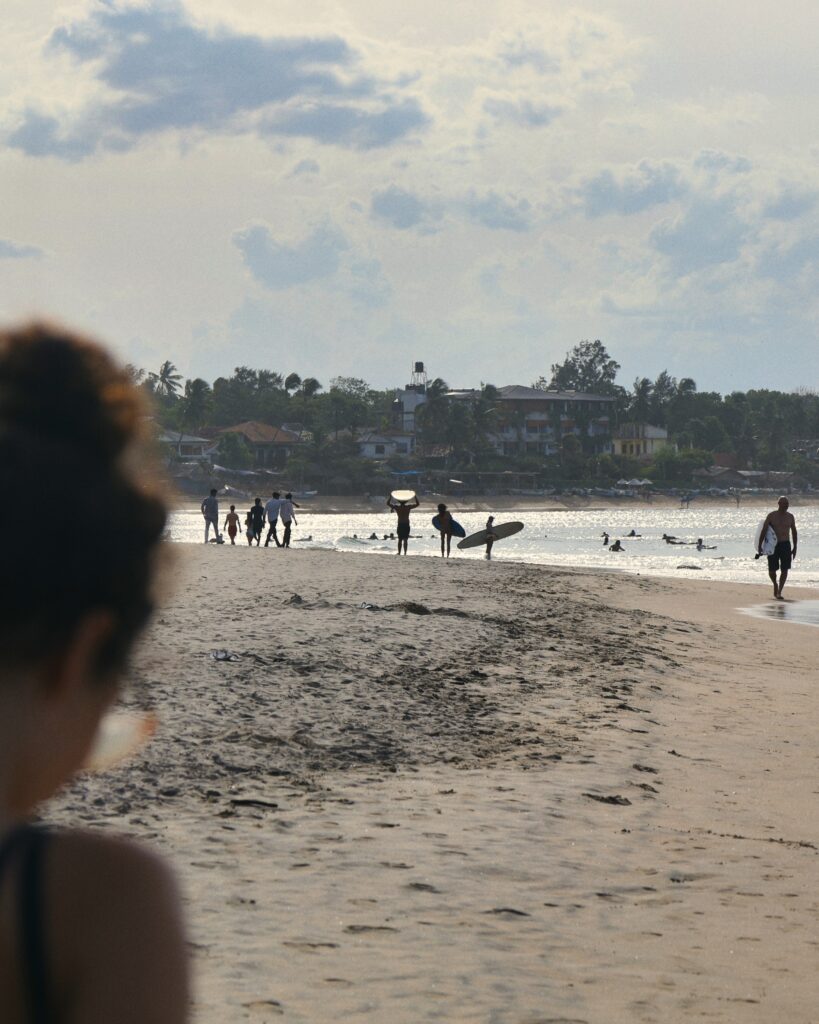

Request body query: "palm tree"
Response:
[257, 370, 284, 392]
[149, 360, 182, 400]
[181, 379, 212, 434]
[630, 377, 653, 424]
[284, 372, 302, 394]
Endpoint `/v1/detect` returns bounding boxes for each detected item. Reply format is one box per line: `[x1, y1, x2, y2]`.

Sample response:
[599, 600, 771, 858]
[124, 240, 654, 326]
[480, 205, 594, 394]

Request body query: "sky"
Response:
[2, 0, 818, 395]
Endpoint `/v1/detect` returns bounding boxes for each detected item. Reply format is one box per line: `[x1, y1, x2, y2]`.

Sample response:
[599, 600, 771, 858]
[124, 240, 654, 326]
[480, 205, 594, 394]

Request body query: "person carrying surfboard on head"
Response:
[436, 503, 454, 558]
[759, 496, 797, 599]
[387, 493, 419, 555]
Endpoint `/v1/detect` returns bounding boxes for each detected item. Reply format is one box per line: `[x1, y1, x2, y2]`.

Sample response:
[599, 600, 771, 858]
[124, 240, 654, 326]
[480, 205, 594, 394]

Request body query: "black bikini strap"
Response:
[20, 828, 51, 1024]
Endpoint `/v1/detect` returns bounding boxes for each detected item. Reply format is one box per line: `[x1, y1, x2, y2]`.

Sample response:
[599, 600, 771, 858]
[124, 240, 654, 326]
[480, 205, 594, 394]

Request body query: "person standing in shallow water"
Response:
[437, 503, 454, 558]
[223, 504, 240, 545]
[279, 493, 300, 548]
[484, 515, 498, 560]
[387, 495, 419, 555]
[264, 491, 282, 548]
[759, 496, 797, 599]
[201, 488, 219, 543]
[248, 497, 266, 546]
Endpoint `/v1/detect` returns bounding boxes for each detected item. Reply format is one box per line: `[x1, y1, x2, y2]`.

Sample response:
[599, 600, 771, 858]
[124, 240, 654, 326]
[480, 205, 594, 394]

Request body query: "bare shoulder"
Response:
[52, 828, 179, 902]
[49, 830, 188, 1023]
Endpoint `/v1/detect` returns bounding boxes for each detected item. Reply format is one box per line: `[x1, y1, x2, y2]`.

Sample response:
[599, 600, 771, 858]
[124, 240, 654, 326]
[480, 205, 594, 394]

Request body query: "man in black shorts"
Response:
[758, 496, 797, 599]
[248, 497, 266, 547]
[387, 494, 419, 555]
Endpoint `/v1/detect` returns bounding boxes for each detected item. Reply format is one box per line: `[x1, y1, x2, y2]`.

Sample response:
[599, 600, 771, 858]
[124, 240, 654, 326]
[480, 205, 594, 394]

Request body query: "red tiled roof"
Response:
[218, 421, 302, 444]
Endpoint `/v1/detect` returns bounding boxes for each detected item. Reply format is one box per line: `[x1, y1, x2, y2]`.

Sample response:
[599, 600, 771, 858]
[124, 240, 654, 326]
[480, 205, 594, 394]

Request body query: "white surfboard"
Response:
[390, 489, 417, 504]
[754, 519, 776, 556]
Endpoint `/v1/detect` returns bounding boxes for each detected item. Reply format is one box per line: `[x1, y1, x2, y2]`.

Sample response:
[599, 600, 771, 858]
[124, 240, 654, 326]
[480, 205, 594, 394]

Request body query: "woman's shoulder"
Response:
[49, 828, 182, 942]
[48, 829, 188, 1020]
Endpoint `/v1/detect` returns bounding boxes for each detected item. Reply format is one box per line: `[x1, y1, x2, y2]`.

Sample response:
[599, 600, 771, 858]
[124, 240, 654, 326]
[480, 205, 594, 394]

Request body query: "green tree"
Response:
[217, 432, 253, 469]
[180, 378, 212, 434]
[546, 340, 622, 395]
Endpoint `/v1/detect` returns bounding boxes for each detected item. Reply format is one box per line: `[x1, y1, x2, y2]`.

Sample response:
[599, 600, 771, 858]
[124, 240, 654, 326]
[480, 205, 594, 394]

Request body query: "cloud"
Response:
[370, 185, 437, 230]
[756, 235, 819, 281]
[464, 190, 532, 231]
[482, 97, 561, 128]
[693, 151, 752, 175]
[348, 259, 391, 308]
[650, 196, 749, 276]
[233, 223, 349, 289]
[370, 185, 532, 232]
[262, 98, 428, 150]
[289, 159, 320, 177]
[6, 110, 98, 162]
[0, 238, 44, 260]
[8, 3, 428, 159]
[579, 161, 686, 217]
[498, 37, 560, 74]
[763, 188, 818, 221]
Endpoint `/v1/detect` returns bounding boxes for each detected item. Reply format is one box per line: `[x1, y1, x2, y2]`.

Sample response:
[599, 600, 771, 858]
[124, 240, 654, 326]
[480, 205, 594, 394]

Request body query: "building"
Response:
[393, 362, 429, 433]
[216, 421, 303, 467]
[357, 430, 416, 460]
[156, 429, 215, 462]
[611, 423, 672, 460]
[489, 385, 615, 456]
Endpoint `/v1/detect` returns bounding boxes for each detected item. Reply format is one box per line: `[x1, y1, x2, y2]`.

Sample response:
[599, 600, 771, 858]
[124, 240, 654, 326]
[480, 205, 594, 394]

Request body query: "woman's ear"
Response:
[41, 610, 117, 700]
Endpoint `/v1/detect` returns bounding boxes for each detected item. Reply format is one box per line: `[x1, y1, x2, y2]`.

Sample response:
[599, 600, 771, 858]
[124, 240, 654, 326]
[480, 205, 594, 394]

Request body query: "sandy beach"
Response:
[46, 547, 818, 1022]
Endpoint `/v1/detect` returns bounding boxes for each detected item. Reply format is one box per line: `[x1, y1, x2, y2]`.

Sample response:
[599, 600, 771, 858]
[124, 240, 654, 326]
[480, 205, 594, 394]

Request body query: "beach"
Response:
[46, 547, 819, 1022]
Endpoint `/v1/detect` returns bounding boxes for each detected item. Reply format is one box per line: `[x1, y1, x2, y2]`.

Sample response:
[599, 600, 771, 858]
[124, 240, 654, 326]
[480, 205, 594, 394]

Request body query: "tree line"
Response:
[131, 340, 819, 489]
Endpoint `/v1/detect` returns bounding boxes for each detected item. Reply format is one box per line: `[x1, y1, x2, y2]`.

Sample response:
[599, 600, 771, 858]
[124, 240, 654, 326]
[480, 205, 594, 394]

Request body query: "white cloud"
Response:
[233, 223, 349, 289]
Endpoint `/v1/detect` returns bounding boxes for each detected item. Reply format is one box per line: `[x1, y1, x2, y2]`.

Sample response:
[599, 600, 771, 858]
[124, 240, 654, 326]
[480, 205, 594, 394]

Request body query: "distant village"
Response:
[142, 341, 819, 498]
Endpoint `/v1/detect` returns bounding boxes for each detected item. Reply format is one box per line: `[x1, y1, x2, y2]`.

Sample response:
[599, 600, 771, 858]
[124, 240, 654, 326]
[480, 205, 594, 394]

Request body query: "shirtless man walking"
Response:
[758, 496, 797, 599]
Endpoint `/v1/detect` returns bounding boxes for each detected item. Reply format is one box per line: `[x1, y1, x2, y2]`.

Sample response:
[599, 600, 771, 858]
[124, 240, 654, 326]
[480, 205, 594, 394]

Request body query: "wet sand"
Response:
[46, 548, 819, 1022]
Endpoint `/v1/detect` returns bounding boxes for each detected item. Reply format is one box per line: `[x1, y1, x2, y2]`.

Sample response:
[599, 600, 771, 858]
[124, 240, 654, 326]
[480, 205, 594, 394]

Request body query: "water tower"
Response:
[410, 361, 427, 393]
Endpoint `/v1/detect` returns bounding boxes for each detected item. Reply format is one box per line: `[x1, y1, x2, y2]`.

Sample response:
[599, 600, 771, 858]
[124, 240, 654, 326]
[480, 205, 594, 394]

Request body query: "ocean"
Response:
[167, 504, 819, 590]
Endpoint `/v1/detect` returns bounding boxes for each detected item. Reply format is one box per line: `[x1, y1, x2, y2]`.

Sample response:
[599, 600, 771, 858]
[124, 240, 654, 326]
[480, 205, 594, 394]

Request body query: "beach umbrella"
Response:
[627, 478, 643, 486]
[640, 478, 653, 486]
[616, 478, 629, 486]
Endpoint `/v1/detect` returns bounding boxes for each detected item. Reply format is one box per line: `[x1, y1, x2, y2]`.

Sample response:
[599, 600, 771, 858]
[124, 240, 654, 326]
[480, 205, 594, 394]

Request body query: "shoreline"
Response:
[45, 551, 819, 1021]
[171, 492, 817, 514]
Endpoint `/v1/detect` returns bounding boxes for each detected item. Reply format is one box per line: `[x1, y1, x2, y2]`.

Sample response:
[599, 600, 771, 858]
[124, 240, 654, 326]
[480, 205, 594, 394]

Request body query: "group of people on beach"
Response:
[201, 490, 300, 548]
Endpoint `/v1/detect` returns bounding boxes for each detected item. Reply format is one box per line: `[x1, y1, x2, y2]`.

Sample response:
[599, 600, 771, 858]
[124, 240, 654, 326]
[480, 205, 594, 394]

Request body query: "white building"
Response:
[357, 430, 416, 460]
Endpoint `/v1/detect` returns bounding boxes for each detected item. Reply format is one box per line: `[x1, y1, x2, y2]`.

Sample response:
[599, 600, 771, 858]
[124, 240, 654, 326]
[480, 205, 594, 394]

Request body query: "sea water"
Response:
[167, 504, 819, 590]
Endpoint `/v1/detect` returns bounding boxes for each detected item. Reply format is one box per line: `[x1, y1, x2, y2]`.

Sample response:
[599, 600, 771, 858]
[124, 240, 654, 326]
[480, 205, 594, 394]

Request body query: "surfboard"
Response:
[390, 489, 416, 504]
[432, 514, 467, 538]
[754, 519, 777, 556]
[457, 521, 524, 550]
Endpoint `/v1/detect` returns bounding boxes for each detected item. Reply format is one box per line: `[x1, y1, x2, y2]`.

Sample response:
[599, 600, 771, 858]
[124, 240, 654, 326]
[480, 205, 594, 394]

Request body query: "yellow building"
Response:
[611, 423, 672, 460]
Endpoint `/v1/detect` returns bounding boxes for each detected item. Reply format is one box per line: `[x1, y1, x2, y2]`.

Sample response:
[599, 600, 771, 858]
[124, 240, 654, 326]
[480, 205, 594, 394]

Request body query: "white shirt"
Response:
[265, 498, 282, 522]
[280, 499, 295, 521]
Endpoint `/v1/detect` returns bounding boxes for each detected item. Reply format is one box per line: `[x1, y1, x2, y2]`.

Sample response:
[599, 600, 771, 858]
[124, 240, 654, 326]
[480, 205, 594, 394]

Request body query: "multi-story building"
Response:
[490, 385, 615, 456]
